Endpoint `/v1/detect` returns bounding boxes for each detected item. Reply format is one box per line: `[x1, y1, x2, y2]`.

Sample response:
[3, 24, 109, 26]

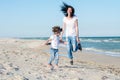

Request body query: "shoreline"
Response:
[75, 50, 120, 68]
[81, 49, 120, 58]
[0, 38, 120, 80]
[5, 37, 120, 58]
[59, 43, 120, 58]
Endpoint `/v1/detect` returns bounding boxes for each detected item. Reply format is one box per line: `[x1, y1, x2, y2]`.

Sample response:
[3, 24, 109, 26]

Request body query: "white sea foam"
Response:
[103, 39, 120, 43]
[81, 39, 120, 43]
[85, 47, 104, 52]
[105, 51, 120, 57]
[84, 47, 120, 57]
[81, 39, 101, 43]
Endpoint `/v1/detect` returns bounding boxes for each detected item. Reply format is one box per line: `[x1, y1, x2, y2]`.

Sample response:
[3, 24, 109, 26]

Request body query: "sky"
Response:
[0, 0, 120, 37]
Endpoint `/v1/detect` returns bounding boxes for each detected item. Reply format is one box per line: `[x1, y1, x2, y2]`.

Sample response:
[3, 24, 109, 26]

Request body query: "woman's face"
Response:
[67, 7, 72, 15]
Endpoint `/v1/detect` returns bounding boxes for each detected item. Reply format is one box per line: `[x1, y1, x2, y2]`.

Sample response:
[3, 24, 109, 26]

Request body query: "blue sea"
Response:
[22, 37, 120, 57]
[81, 37, 120, 57]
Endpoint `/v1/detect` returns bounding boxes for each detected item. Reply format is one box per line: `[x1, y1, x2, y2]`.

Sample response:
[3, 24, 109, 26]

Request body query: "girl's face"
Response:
[54, 32, 60, 36]
[67, 7, 72, 15]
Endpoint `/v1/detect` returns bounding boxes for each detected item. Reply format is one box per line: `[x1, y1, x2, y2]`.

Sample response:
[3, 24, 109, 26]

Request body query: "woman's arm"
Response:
[75, 19, 80, 42]
[60, 22, 66, 40]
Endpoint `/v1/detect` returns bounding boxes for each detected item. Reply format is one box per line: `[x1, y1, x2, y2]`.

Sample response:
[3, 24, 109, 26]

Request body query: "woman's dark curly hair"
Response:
[61, 2, 75, 17]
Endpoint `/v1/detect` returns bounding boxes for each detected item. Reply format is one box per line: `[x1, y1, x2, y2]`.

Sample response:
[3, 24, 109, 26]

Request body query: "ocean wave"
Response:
[81, 39, 101, 42]
[81, 39, 120, 43]
[84, 47, 104, 52]
[84, 47, 120, 57]
[104, 51, 120, 57]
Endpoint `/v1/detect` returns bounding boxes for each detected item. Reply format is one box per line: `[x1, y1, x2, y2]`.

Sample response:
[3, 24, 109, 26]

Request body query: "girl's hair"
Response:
[52, 26, 62, 33]
[61, 2, 75, 17]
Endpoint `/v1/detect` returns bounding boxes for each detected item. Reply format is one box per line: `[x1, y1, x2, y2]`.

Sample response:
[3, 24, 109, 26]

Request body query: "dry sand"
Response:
[0, 38, 120, 80]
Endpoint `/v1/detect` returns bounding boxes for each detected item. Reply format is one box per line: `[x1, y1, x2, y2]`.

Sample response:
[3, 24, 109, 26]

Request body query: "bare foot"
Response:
[47, 64, 53, 70]
[54, 65, 59, 69]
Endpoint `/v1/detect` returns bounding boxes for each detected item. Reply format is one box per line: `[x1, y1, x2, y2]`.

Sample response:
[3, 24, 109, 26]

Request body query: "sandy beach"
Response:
[0, 39, 120, 80]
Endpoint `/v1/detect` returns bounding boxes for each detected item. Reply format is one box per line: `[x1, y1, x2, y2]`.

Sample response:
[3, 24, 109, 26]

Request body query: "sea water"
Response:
[81, 37, 120, 57]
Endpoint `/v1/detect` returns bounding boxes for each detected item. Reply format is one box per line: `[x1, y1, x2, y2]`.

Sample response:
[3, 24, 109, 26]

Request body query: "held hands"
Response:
[60, 36, 68, 45]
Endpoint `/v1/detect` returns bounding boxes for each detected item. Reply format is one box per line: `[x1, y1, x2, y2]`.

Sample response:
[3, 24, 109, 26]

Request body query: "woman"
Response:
[60, 2, 81, 65]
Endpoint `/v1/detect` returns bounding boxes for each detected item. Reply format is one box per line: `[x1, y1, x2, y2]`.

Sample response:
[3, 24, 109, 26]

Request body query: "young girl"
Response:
[45, 26, 64, 69]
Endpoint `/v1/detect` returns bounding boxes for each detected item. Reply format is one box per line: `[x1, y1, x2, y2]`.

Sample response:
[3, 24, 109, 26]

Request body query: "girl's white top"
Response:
[50, 35, 60, 49]
[63, 16, 78, 37]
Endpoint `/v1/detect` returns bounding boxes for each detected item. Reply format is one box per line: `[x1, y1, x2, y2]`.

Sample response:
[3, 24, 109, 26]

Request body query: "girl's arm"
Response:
[45, 38, 52, 45]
